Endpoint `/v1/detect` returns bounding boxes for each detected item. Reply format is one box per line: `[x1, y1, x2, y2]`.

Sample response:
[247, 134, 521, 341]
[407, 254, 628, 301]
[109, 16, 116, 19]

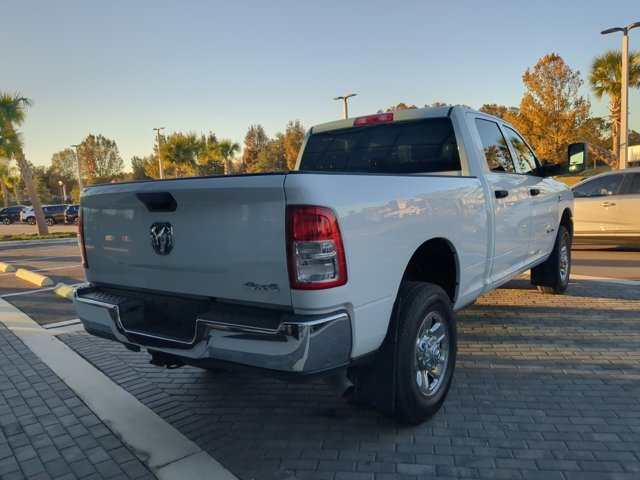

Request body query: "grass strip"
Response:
[0, 232, 77, 242]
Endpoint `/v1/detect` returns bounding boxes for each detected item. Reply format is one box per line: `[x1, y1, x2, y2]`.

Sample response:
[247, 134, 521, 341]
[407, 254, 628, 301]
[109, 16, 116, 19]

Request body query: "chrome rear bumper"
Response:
[73, 285, 352, 374]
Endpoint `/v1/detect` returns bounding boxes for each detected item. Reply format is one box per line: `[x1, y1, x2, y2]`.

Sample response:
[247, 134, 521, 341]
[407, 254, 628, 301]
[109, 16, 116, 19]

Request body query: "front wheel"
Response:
[531, 225, 571, 294]
[45, 217, 55, 226]
[27, 217, 36, 225]
[393, 282, 457, 424]
[2, 218, 10, 225]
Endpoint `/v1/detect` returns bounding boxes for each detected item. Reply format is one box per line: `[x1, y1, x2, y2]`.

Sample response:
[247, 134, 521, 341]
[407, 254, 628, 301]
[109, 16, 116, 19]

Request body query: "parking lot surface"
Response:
[58, 278, 640, 480]
[1, 240, 639, 479]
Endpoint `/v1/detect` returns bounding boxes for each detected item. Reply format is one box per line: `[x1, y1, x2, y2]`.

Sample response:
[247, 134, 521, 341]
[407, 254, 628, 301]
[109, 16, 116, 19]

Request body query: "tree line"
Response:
[1, 49, 639, 234]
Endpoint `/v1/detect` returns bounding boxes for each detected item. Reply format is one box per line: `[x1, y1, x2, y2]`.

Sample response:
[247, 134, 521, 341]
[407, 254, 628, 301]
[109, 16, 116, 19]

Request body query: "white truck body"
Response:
[74, 106, 583, 422]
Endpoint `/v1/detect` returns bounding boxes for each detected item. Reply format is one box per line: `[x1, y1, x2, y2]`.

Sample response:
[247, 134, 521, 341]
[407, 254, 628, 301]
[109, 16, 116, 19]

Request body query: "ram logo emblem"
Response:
[150, 222, 174, 255]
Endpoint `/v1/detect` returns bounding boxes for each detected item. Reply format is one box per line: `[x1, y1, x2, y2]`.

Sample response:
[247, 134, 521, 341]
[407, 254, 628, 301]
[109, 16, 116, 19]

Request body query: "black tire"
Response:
[2, 218, 10, 225]
[393, 282, 457, 424]
[45, 217, 55, 226]
[531, 225, 571, 295]
[27, 217, 36, 225]
[73, 217, 79, 226]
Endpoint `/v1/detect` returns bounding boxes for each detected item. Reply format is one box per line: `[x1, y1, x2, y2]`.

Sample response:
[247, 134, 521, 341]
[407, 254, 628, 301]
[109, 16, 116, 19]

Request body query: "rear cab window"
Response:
[298, 118, 461, 174]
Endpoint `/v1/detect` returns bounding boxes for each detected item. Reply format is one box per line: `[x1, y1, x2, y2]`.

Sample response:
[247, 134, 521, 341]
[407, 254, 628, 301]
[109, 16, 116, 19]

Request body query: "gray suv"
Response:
[21, 204, 70, 226]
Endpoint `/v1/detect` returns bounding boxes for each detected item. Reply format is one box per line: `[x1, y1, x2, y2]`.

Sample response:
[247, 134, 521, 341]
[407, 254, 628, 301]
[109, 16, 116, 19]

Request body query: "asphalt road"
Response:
[572, 244, 640, 280]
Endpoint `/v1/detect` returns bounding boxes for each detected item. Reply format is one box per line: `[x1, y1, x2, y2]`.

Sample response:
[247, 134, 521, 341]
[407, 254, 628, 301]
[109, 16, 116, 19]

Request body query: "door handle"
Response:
[495, 190, 509, 199]
[600, 202, 616, 207]
[530, 188, 540, 196]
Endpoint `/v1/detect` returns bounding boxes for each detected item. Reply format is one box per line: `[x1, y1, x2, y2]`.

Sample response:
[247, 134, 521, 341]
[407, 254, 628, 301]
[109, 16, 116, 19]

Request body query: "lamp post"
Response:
[57, 180, 67, 202]
[601, 21, 640, 170]
[334, 93, 357, 119]
[153, 127, 165, 179]
[71, 144, 83, 193]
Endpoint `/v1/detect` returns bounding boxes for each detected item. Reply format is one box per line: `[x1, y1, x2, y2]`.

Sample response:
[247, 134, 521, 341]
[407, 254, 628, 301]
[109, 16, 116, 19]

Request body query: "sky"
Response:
[3, 0, 640, 170]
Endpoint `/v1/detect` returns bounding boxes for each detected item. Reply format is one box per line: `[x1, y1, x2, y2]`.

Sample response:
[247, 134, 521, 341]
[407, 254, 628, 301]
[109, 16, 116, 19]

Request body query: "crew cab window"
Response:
[504, 127, 538, 175]
[474, 119, 515, 173]
[298, 118, 461, 174]
[572, 174, 624, 198]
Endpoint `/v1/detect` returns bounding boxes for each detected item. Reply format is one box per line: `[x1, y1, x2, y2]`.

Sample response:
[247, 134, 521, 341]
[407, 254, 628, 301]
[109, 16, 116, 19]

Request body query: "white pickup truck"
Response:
[73, 106, 586, 423]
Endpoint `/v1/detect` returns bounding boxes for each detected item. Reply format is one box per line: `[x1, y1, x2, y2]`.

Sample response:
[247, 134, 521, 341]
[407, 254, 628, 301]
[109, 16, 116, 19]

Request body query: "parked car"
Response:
[21, 204, 70, 226]
[64, 205, 80, 225]
[0, 205, 26, 225]
[572, 168, 640, 245]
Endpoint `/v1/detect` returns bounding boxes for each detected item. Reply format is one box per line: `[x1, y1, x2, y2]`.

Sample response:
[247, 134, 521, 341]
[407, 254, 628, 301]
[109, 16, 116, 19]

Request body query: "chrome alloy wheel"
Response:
[414, 311, 449, 397]
[559, 237, 569, 284]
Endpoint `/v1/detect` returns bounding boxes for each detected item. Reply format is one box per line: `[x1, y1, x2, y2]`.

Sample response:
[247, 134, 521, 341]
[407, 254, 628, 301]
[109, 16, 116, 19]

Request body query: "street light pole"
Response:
[71, 144, 84, 193]
[153, 127, 165, 179]
[601, 21, 640, 170]
[57, 180, 65, 201]
[334, 93, 357, 119]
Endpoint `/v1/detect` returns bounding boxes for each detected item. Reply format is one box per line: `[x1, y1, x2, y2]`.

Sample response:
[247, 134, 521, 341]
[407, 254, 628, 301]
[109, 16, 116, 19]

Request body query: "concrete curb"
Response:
[0, 262, 15, 273]
[15, 268, 54, 287]
[53, 283, 75, 299]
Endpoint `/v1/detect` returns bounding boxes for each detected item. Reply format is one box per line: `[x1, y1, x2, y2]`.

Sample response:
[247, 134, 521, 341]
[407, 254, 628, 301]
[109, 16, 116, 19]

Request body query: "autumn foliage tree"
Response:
[507, 53, 591, 164]
[241, 125, 269, 172]
[284, 120, 305, 170]
[78, 134, 125, 184]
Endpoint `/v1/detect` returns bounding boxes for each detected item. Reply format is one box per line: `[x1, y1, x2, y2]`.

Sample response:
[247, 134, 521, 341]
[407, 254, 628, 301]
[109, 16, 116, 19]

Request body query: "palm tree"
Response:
[161, 133, 201, 177]
[5, 168, 23, 205]
[0, 92, 49, 235]
[216, 139, 240, 175]
[0, 158, 11, 207]
[589, 50, 640, 165]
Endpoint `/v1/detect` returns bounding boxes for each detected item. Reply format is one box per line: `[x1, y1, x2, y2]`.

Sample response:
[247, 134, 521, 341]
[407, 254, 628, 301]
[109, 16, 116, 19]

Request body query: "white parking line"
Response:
[1, 282, 85, 299]
[29, 264, 83, 273]
[42, 318, 82, 329]
[4, 256, 78, 263]
[1, 287, 56, 298]
[571, 274, 640, 286]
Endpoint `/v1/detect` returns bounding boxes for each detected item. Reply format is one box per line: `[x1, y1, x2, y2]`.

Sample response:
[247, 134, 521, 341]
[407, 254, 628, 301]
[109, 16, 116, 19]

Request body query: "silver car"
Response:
[571, 168, 640, 244]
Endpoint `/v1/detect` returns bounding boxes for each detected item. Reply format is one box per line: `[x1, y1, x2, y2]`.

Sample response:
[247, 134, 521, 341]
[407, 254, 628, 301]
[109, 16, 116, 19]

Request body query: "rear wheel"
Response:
[27, 217, 36, 225]
[393, 282, 457, 424]
[2, 218, 10, 225]
[349, 282, 457, 424]
[532, 225, 571, 294]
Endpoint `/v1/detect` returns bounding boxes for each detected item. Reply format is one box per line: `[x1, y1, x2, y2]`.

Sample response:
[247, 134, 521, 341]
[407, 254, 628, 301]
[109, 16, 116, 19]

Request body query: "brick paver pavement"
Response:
[59, 277, 640, 480]
[0, 325, 156, 480]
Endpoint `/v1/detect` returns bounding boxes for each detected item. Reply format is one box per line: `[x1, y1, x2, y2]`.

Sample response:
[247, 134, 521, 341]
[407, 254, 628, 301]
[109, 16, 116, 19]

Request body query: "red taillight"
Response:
[286, 206, 347, 290]
[353, 113, 393, 126]
[78, 209, 88, 269]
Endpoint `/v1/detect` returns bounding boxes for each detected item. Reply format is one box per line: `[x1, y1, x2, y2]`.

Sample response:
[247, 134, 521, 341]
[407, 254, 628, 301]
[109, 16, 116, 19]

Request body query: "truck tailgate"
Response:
[81, 174, 291, 307]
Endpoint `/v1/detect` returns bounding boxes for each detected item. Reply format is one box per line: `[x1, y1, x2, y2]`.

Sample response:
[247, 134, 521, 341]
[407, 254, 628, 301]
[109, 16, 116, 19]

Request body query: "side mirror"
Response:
[568, 143, 587, 174]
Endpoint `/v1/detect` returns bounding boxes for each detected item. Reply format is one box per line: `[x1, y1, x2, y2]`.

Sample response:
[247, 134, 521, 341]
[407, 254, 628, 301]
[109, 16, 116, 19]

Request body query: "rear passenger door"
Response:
[501, 127, 558, 264]
[473, 117, 532, 283]
[572, 174, 623, 240]
[616, 172, 640, 242]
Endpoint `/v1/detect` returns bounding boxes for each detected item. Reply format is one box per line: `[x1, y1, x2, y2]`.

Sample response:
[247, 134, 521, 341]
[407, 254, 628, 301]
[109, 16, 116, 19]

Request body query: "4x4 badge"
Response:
[150, 223, 173, 255]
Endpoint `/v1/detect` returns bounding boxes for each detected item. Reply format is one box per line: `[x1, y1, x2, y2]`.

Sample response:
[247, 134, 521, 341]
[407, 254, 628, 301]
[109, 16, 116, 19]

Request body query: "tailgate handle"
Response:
[136, 192, 177, 212]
